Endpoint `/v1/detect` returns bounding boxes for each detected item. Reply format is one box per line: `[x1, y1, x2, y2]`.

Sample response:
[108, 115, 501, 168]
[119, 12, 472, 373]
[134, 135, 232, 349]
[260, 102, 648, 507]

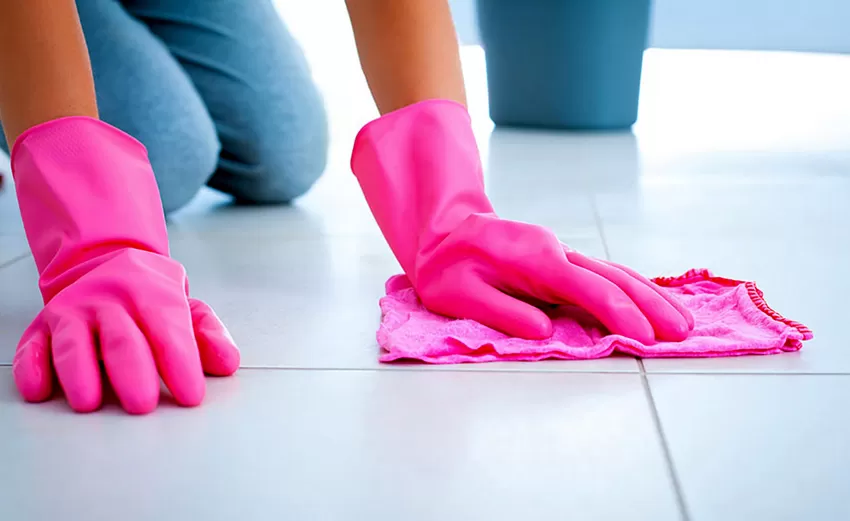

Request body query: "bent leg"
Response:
[0, 0, 222, 214]
[125, 0, 329, 204]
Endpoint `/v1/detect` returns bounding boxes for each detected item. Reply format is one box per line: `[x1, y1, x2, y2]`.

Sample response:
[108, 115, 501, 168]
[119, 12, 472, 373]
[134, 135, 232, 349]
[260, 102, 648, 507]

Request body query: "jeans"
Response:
[2, 0, 329, 213]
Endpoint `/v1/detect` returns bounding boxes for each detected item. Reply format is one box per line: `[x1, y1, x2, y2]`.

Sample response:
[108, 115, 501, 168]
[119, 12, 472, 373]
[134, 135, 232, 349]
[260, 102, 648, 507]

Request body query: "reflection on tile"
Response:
[486, 129, 642, 194]
[650, 374, 850, 521]
[0, 368, 680, 521]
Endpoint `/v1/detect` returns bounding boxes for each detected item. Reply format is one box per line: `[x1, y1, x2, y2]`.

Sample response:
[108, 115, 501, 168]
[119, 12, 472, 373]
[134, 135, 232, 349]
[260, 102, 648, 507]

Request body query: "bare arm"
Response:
[0, 0, 98, 147]
[345, 0, 466, 114]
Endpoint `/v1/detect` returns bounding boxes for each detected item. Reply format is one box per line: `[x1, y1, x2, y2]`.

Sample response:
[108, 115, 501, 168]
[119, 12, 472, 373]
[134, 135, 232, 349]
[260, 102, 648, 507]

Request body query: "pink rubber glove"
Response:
[352, 100, 694, 343]
[11, 117, 239, 414]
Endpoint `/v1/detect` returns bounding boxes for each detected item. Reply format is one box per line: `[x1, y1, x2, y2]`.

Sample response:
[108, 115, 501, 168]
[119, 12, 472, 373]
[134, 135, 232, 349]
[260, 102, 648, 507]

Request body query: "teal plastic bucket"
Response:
[477, 0, 651, 129]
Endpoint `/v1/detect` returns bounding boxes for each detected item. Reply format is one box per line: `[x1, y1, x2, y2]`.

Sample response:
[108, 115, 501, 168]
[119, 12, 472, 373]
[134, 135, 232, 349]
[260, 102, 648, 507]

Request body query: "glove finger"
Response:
[600, 259, 695, 330]
[190, 299, 240, 376]
[539, 259, 656, 344]
[13, 320, 53, 403]
[138, 300, 206, 407]
[98, 308, 160, 415]
[436, 279, 554, 339]
[48, 315, 103, 413]
[566, 251, 690, 342]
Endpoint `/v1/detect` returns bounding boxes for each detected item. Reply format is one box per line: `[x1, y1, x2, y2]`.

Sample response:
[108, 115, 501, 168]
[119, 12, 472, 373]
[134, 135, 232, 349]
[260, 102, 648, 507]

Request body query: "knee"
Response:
[136, 115, 221, 215]
[254, 114, 329, 204]
[216, 92, 329, 205]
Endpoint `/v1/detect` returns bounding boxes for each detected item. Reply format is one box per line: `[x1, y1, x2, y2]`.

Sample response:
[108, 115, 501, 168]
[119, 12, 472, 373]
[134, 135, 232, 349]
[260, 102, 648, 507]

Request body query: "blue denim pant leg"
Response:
[124, 0, 329, 207]
[1, 0, 328, 214]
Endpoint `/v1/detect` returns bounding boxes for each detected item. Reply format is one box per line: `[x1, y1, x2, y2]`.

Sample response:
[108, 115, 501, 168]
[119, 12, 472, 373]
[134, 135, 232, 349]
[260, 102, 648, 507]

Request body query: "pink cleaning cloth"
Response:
[377, 269, 812, 363]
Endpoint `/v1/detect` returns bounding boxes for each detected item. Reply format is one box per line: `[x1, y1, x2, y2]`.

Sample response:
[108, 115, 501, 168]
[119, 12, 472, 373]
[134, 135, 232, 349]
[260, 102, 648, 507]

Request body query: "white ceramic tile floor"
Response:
[1, 3, 849, 517]
[0, 368, 681, 521]
[649, 375, 850, 521]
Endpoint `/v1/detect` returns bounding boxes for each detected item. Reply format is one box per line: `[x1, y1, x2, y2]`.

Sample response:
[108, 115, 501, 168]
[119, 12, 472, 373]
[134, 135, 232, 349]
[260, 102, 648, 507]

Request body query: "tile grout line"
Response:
[234, 367, 850, 376]
[1, 361, 847, 377]
[0, 361, 646, 375]
[638, 359, 692, 521]
[0, 252, 29, 271]
[589, 194, 612, 260]
[636, 370, 850, 376]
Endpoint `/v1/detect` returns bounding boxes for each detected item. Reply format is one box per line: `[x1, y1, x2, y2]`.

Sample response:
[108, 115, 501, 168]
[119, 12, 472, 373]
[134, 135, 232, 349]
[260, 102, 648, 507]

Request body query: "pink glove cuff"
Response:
[12, 117, 169, 302]
[351, 99, 495, 277]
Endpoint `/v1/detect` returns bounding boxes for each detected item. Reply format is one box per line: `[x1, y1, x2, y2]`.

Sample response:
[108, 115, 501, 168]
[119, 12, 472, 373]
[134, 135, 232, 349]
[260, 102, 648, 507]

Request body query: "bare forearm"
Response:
[0, 0, 98, 146]
[345, 0, 466, 114]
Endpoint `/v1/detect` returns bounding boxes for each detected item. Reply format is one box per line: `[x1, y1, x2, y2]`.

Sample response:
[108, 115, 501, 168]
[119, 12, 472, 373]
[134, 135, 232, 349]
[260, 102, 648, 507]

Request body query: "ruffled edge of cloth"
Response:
[654, 268, 813, 340]
[377, 269, 813, 364]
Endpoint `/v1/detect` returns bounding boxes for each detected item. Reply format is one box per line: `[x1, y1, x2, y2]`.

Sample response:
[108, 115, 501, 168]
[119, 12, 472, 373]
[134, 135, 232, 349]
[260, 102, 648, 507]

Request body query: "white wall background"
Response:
[450, 0, 850, 54]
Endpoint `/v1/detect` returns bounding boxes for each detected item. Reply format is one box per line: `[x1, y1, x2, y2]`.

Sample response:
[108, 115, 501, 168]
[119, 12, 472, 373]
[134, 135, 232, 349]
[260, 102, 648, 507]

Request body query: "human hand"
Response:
[352, 99, 692, 342]
[413, 213, 693, 342]
[11, 117, 239, 414]
[13, 251, 239, 414]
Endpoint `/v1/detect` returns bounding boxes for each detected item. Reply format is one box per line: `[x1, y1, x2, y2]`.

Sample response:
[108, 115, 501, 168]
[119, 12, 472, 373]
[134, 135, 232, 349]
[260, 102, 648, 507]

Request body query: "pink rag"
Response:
[377, 269, 812, 363]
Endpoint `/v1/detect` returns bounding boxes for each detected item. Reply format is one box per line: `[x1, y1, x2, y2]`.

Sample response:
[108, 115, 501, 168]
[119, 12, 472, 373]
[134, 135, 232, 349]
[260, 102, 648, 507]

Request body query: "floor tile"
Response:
[0, 231, 638, 372]
[0, 236, 28, 267]
[484, 129, 625, 238]
[595, 180, 850, 240]
[0, 187, 25, 238]
[649, 374, 850, 521]
[0, 176, 32, 265]
[168, 174, 385, 239]
[0, 257, 41, 359]
[0, 367, 681, 521]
